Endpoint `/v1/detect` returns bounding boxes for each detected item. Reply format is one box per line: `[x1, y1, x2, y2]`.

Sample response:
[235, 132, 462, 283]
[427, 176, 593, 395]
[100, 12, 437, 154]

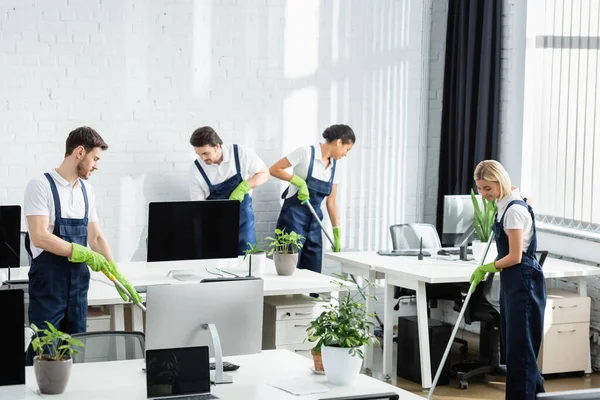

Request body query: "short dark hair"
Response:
[322, 124, 356, 144]
[190, 126, 223, 147]
[65, 126, 108, 157]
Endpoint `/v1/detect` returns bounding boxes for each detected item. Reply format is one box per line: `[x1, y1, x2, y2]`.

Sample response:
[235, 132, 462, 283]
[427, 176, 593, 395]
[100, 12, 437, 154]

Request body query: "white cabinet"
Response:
[262, 295, 317, 357]
[538, 289, 591, 374]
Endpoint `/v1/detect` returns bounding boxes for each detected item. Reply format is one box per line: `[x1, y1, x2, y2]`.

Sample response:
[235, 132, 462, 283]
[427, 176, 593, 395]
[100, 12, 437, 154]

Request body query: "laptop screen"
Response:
[146, 346, 210, 398]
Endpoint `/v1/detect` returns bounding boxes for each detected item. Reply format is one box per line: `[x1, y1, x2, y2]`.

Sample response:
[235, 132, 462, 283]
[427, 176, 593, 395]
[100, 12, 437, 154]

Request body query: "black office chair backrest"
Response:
[536, 250, 548, 266]
[319, 393, 400, 400]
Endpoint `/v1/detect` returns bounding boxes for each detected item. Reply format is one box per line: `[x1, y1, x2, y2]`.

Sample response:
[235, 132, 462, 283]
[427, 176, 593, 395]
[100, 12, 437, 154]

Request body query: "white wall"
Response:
[0, 0, 430, 263]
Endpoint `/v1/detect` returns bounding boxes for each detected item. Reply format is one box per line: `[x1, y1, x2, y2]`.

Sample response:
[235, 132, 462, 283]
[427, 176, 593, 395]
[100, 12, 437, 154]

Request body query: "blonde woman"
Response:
[470, 160, 546, 399]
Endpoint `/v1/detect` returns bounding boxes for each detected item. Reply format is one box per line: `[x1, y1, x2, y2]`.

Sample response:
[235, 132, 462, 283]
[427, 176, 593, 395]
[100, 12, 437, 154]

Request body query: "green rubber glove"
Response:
[469, 262, 501, 293]
[69, 243, 107, 272]
[290, 175, 310, 204]
[229, 180, 251, 202]
[332, 227, 341, 252]
[104, 261, 142, 304]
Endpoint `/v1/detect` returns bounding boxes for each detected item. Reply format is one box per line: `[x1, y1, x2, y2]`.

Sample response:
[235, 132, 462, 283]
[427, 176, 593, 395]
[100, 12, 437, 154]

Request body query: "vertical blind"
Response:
[521, 0, 600, 232]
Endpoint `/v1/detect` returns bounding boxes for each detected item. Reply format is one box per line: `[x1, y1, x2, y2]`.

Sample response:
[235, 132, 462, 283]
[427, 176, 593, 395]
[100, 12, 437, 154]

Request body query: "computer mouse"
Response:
[438, 249, 450, 256]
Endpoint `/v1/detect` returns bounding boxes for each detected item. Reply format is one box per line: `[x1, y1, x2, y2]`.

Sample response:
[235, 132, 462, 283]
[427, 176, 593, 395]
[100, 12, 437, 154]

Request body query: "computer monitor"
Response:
[0, 205, 21, 270]
[537, 389, 600, 399]
[145, 278, 264, 357]
[442, 194, 482, 246]
[0, 289, 25, 386]
[147, 200, 240, 262]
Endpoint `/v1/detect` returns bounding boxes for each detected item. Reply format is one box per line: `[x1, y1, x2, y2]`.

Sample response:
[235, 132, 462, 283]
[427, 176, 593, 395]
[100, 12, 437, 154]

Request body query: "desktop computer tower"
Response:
[396, 316, 451, 385]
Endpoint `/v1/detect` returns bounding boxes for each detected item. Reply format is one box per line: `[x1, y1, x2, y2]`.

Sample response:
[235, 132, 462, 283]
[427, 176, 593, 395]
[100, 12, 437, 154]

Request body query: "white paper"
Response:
[267, 377, 330, 396]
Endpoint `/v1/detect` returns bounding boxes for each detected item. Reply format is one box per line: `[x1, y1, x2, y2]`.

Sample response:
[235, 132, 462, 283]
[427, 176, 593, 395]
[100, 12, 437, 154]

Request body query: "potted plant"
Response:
[30, 322, 84, 395]
[243, 242, 267, 274]
[265, 228, 304, 276]
[305, 274, 379, 385]
[470, 188, 498, 262]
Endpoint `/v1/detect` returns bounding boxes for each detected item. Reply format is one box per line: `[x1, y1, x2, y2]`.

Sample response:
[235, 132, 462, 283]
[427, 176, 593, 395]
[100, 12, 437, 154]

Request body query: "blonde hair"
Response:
[473, 160, 512, 198]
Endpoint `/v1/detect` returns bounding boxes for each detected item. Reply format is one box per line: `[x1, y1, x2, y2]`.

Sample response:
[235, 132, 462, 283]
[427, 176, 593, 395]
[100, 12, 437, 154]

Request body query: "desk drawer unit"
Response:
[538, 289, 591, 375]
[262, 295, 316, 351]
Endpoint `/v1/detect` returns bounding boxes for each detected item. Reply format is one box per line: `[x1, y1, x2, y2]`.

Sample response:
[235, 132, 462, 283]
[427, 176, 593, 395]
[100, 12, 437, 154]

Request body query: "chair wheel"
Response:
[459, 380, 468, 390]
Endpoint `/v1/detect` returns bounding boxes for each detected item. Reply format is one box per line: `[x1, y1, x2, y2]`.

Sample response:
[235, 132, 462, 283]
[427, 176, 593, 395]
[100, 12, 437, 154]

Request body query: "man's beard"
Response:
[77, 161, 91, 179]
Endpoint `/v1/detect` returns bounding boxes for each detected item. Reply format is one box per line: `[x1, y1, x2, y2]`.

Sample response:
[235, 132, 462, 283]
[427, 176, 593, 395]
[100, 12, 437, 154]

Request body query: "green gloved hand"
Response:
[469, 262, 501, 293]
[332, 227, 341, 252]
[290, 175, 310, 204]
[69, 243, 107, 272]
[229, 180, 251, 202]
[103, 261, 142, 304]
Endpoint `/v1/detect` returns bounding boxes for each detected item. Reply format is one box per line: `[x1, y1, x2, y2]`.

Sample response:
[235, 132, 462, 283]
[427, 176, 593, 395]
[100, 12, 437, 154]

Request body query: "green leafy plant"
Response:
[305, 274, 379, 358]
[30, 322, 84, 361]
[470, 188, 497, 242]
[265, 228, 304, 255]
[243, 242, 266, 260]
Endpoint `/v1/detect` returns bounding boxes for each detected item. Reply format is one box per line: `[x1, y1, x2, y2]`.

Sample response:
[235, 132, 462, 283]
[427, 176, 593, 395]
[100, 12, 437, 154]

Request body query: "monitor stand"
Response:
[2, 266, 28, 286]
[203, 323, 233, 384]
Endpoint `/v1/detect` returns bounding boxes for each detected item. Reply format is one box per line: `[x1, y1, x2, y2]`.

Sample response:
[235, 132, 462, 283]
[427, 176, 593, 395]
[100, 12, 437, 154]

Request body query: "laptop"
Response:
[146, 346, 218, 400]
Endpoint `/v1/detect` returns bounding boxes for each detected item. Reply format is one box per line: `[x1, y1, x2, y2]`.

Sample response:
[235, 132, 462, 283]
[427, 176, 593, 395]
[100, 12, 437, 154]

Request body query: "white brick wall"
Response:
[423, 0, 447, 225]
[0, 0, 429, 263]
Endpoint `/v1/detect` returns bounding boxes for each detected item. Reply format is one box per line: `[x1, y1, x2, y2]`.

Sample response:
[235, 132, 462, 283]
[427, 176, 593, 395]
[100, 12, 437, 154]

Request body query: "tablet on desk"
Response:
[377, 250, 431, 257]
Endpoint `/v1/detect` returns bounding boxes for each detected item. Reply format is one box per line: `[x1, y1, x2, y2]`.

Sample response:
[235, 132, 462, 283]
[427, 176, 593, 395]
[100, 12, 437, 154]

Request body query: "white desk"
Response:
[8, 258, 350, 333]
[6, 350, 422, 400]
[326, 251, 600, 389]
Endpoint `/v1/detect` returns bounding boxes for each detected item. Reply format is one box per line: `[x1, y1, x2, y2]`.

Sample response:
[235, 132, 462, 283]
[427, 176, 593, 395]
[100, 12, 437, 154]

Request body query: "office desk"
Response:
[8, 350, 421, 400]
[8, 259, 350, 333]
[325, 251, 600, 389]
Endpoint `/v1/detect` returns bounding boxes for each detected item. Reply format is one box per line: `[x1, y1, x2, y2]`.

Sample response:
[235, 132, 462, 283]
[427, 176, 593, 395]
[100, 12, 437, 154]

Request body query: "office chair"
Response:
[71, 331, 145, 363]
[318, 394, 399, 400]
[452, 274, 505, 389]
[453, 250, 549, 389]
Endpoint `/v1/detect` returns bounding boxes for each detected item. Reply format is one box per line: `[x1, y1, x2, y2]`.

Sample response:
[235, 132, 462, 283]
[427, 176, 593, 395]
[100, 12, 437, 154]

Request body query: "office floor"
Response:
[364, 330, 600, 399]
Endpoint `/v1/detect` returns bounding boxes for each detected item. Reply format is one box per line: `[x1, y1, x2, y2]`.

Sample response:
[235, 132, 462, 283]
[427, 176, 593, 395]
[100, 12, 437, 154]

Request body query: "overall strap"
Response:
[44, 173, 62, 220]
[233, 144, 241, 175]
[194, 159, 213, 188]
[306, 146, 315, 179]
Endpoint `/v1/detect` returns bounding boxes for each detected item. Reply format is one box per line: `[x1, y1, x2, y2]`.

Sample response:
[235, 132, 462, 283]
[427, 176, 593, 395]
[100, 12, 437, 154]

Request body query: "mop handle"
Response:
[305, 201, 336, 248]
[102, 270, 147, 313]
[427, 232, 495, 399]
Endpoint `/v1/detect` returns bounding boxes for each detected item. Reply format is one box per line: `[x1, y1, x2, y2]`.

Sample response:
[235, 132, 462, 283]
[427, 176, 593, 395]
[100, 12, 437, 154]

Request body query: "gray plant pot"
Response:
[33, 356, 72, 394]
[273, 253, 298, 276]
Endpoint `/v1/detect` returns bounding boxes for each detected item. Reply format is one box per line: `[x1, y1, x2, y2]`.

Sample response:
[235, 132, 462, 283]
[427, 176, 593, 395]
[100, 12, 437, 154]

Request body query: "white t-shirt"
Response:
[495, 188, 533, 252]
[24, 169, 99, 259]
[283, 144, 341, 199]
[189, 144, 267, 201]
[484, 188, 534, 312]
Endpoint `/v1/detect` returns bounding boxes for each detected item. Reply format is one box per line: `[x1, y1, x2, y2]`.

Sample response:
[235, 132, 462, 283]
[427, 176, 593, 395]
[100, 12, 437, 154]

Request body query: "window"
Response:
[521, 0, 600, 234]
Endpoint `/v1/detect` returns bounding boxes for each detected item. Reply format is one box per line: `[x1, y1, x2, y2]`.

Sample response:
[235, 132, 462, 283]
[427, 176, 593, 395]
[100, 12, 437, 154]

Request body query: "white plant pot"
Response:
[249, 253, 266, 274]
[471, 239, 497, 264]
[321, 345, 364, 386]
[273, 253, 298, 276]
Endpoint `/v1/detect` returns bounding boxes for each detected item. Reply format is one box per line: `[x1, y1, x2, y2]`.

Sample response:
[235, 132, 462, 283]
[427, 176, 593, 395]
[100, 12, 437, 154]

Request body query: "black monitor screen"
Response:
[0, 205, 21, 269]
[146, 346, 210, 397]
[147, 200, 239, 262]
[0, 289, 25, 386]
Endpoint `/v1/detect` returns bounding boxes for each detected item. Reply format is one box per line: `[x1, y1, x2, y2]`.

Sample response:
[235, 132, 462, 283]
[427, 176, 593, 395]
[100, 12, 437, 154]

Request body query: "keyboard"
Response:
[437, 248, 473, 256]
[377, 250, 431, 257]
[209, 361, 240, 371]
[155, 395, 218, 400]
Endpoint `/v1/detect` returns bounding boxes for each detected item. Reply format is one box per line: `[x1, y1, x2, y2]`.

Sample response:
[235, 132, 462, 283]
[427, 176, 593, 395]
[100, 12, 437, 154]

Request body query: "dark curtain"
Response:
[436, 0, 503, 235]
